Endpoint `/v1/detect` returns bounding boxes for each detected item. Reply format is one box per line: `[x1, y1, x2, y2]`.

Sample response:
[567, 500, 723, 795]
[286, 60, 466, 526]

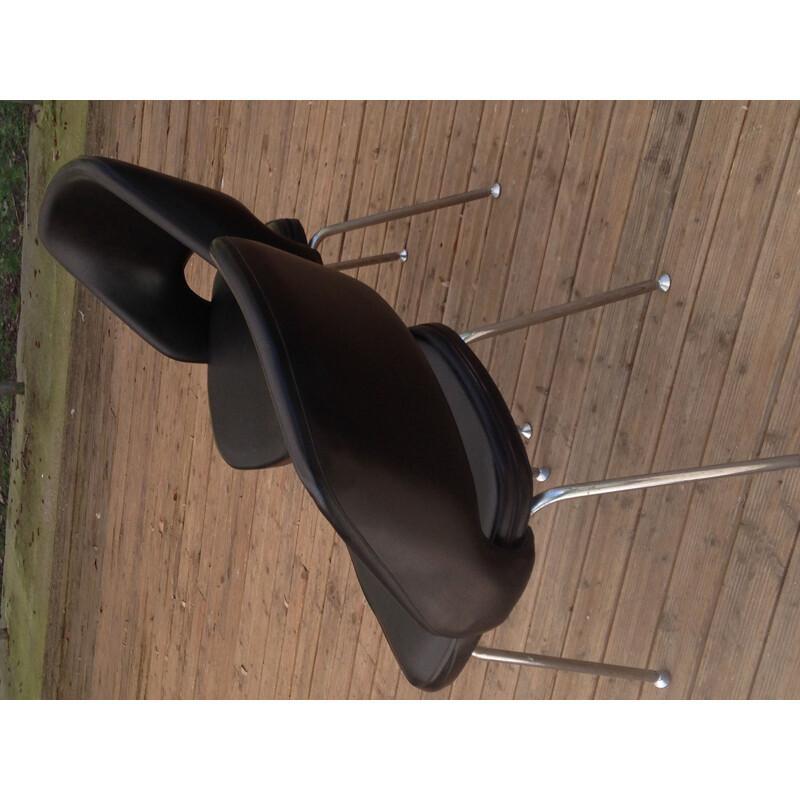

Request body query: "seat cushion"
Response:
[411, 323, 534, 547]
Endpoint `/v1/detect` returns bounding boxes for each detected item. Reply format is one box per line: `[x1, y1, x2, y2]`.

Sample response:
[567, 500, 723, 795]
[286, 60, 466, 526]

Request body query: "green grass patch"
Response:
[0, 102, 33, 591]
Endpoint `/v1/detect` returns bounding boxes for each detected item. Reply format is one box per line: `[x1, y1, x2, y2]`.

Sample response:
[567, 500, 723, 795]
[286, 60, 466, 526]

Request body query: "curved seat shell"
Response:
[209, 236, 535, 639]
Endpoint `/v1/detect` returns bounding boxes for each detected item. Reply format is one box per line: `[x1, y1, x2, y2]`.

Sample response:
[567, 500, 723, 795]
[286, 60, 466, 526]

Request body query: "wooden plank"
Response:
[335, 101, 388, 265]
[454, 101, 576, 698]
[136, 100, 192, 698]
[111, 101, 173, 698]
[674, 113, 800, 699]
[443, 100, 544, 702]
[372, 101, 432, 313]
[192, 102, 274, 698]
[42, 101, 117, 698]
[589, 100, 799, 700]
[511, 101, 654, 700]
[160, 101, 232, 698]
[173, 101, 260, 698]
[126, 101, 190, 699]
[632, 101, 799, 700]
[40, 101, 800, 699]
[390, 101, 457, 324]
[750, 474, 800, 698]
[465, 100, 615, 699]
[154, 101, 230, 697]
[88, 100, 148, 698]
[545, 101, 700, 700]
[355, 100, 409, 289]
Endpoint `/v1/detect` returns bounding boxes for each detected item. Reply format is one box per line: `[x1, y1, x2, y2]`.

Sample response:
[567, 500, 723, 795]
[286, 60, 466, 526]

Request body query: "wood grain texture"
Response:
[42, 100, 800, 699]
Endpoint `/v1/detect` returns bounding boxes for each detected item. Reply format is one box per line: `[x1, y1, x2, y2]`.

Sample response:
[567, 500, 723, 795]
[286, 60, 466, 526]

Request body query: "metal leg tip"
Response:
[519, 422, 532, 440]
[654, 670, 671, 689]
[534, 467, 550, 483]
[399, 248, 408, 262]
[490, 182, 501, 199]
[657, 274, 671, 293]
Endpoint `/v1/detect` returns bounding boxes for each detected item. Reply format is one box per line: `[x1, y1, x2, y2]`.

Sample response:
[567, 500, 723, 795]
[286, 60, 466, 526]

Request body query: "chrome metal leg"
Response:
[519, 423, 532, 439]
[530, 454, 800, 516]
[327, 249, 408, 272]
[472, 646, 670, 688]
[460, 274, 671, 345]
[309, 183, 501, 249]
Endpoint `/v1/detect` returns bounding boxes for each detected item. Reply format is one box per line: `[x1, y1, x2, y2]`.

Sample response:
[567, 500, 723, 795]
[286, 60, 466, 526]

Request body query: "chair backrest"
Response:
[38, 156, 320, 362]
[209, 236, 535, 638]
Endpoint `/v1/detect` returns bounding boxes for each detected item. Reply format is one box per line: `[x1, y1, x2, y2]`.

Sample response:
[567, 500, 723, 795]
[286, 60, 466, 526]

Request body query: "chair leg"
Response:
[327, 249, 408, 272]
[460, 274, 671, 345]
[529, 454, 800, 516]
[472, 646, 670, 688]
[309, 183, 501, 249]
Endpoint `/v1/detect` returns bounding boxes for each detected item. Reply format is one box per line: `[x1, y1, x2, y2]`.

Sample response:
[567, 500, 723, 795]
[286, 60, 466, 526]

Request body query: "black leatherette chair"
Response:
[39, 156, 800, 692]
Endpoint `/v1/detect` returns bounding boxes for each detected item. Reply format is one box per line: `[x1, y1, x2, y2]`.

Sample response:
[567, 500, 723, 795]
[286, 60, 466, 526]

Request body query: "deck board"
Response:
[40, 100, 800, 699]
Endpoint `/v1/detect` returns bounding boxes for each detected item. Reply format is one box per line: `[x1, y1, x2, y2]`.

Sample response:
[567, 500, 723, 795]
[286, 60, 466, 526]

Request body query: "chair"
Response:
[39, 156, 800, 693]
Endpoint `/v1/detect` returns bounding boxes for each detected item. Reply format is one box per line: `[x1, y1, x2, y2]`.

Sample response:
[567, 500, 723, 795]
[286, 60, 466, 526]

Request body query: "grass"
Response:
[0, 102, 33, 594]
[0, 101, 87, 697]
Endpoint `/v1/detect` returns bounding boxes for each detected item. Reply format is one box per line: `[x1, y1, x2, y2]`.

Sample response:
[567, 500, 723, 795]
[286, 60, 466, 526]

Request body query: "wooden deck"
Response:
[42, 100, 800, 699]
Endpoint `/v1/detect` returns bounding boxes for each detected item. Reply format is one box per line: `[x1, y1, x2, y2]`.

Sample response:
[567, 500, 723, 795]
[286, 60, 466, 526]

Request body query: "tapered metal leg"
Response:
[530, 454, 800, 516]
[327, 249, 408, 271]
[309, 183, 501, 249]
[472, 646, 670, 688]
[460, 274, 671, 345]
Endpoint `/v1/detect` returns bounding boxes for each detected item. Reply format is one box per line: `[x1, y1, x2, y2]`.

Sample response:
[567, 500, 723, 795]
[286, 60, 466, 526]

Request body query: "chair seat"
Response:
[206, 267, 536, 689]
[209, 236, 535, 642]
[350, 324, 535, 690]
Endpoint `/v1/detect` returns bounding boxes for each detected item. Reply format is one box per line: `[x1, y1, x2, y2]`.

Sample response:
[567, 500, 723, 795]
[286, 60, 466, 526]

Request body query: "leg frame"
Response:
[309, 183, 501, 249]
[530, 454, 800, 516]
[461, 274, 670, 345]
[472, 646, 670, 688]
[501, 453, 800, 688]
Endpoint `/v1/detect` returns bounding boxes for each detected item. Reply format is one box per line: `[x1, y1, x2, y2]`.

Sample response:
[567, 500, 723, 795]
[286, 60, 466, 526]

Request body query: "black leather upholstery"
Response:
[38, 156, 320, 362]
[39, 157, 538, 691]
[209, 237, 535, 639]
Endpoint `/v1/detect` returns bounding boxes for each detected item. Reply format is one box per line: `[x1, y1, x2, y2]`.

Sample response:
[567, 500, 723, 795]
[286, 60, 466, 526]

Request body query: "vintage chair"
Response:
[38, 156, 800, 692]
